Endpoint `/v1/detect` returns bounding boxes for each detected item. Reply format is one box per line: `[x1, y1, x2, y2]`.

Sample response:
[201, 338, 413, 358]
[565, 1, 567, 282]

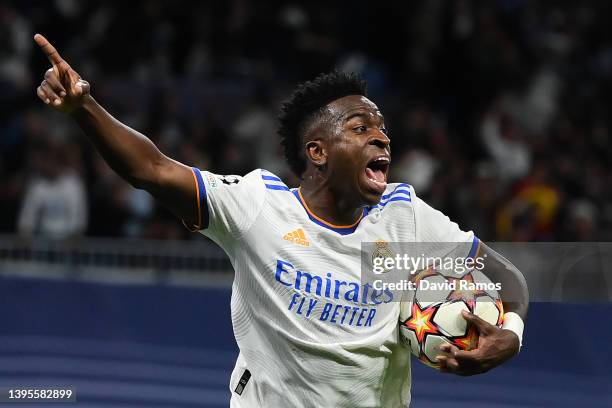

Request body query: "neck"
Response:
[299, 173, 364, 226]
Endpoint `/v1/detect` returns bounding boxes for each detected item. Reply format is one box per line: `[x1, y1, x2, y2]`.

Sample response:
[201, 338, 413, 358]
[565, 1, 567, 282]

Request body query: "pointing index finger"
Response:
[34, 34, 64, 67]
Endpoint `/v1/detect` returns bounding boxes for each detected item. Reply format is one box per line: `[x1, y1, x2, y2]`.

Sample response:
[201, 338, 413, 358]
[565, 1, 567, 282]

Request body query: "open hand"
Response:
[34, 34, 90, 113]
[435, 310, 520, 376]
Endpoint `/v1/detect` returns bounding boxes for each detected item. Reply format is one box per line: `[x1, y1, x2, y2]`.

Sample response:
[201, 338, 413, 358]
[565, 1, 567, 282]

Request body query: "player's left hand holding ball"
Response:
[435, 310, 520, 376]
[34, 34, 90, 114]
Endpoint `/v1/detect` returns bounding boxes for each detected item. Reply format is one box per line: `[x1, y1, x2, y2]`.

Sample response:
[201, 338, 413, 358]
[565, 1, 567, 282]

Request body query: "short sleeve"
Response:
[413, 192, 479, 259]
[183, 168, 266, 240]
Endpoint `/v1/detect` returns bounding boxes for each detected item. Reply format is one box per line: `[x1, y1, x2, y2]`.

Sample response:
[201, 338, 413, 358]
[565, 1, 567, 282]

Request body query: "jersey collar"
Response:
[292, 188, 368, 235]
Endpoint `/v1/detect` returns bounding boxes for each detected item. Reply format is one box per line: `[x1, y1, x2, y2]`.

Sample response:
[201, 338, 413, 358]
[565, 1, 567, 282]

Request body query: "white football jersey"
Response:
[186, 168, 476, 408]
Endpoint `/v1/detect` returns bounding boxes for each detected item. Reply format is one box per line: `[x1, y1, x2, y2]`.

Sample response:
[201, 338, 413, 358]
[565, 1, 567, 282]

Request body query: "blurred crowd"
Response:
[1, 0, 612, 241]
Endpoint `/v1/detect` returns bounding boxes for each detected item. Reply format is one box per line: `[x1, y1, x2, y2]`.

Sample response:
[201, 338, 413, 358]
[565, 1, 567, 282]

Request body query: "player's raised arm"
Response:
[33, 34, 199, 226]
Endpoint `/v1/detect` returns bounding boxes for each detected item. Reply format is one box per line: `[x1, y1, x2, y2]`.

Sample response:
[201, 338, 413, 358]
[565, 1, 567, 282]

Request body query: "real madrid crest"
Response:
[372, 239, 395, 273]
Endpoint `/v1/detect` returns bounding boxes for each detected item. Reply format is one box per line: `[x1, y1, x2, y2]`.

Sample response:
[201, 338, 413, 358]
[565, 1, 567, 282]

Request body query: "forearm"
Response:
[437, 243, 527, 374]
[34, 34, 198, 223]
[71, 95, 166, 191]
[481, 243, 529, 320]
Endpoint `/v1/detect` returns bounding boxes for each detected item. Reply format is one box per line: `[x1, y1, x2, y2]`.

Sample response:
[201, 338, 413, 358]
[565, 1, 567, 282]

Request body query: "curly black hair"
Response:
[278, 71, 367, 178]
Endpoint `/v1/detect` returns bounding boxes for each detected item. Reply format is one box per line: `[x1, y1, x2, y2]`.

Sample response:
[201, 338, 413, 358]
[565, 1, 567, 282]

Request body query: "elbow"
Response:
[512, 266, 529, 306]
[481, 243, 529, 319]
[507, 266, 530, 319]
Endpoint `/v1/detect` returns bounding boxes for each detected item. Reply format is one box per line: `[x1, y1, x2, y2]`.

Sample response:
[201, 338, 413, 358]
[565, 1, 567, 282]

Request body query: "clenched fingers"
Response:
[36, 85, 50, 104]
[44, 68, 67, 97]
[40, 80, 62, 105]
[436, 355, 459, 373]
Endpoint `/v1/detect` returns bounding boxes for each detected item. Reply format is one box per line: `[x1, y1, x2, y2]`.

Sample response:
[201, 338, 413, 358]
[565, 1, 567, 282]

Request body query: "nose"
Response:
[369, 129, 390, 150]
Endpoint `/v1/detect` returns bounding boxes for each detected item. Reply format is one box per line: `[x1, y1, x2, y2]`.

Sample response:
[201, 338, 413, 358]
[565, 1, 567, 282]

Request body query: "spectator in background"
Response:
[17, 142, 87, 239]
[88, 153, 154, 238]
[2, 0, 612, 241]
[495, 161, 560, 241]
[232, 89, 291, 178]
[481, 102, 531, 182]
[455, 161, 501, 241]
[561, 199, 599, 241]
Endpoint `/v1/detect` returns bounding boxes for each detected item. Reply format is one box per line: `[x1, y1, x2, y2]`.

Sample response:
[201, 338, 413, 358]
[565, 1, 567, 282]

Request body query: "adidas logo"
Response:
[283, 228, 310, 247]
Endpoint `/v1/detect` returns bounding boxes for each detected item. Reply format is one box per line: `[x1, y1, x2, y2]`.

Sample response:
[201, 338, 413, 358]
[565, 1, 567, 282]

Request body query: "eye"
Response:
[353, 125, 367, 133]
[380, 127, 388, 135]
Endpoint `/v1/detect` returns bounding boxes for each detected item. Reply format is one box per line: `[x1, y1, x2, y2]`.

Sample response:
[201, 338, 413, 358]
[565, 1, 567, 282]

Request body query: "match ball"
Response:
[398, 267, 504, 369]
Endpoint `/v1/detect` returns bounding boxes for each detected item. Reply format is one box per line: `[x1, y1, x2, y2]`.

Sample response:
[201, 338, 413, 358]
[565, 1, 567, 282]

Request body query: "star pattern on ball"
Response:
[404, 301, 440, 343]
[452, 325, 479, 350]
[445, 273, 488, 311]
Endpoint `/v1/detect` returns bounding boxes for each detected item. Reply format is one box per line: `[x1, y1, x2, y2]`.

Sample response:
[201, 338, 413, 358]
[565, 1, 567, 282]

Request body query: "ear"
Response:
[305, 140, 327, 168]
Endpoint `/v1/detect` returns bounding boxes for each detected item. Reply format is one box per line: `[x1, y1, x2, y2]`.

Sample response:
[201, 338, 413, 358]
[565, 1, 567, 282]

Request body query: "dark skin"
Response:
[436, 243, 528, 375]
[300, 95, 391, 225]
[34, 34, 527, 376]
[34, 34, 196, 225]
[298, 95, 528, 375]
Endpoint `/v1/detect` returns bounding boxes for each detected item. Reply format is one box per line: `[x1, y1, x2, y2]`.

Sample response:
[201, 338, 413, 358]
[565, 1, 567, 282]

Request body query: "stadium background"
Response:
[1, 0, 611, 406]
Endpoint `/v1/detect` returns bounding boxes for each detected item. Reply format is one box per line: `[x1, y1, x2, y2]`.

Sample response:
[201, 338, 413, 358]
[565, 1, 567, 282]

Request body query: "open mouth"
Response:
[365, 156, 390, 194]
